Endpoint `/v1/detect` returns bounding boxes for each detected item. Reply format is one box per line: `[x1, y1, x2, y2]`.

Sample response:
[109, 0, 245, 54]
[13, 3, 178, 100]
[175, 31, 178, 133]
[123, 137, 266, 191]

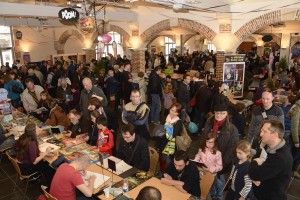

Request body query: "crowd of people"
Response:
[0, 49, 298, 200]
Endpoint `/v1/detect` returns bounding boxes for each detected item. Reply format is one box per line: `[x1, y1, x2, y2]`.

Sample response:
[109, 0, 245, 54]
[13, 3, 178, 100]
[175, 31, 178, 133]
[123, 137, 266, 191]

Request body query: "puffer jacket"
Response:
[287, 100, 300, 144]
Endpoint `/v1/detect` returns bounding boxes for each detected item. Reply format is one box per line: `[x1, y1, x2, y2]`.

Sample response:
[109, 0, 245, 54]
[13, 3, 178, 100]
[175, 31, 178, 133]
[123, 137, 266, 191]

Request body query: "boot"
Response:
[293, 171, 300, 179]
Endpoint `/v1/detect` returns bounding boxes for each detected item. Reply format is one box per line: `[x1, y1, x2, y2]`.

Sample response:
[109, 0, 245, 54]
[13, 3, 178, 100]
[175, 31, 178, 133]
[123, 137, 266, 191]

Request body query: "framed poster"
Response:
[223, 54, 245, 98]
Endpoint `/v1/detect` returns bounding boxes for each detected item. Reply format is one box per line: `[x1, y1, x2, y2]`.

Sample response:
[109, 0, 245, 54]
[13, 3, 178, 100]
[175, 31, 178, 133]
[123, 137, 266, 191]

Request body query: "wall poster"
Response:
[223, 54, 245, 98]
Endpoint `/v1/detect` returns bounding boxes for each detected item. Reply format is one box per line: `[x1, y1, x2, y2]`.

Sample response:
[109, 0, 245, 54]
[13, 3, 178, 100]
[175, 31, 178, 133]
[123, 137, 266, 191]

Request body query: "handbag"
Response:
[152, 124, 166, 138]
[176, 125, 192, 151]
[124, 102, 146, 124]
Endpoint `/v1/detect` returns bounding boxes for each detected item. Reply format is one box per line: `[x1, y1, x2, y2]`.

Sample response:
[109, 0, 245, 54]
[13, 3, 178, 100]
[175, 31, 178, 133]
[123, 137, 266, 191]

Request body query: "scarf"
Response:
[212, 117, 227, 134]
[165, 114, 180, 125]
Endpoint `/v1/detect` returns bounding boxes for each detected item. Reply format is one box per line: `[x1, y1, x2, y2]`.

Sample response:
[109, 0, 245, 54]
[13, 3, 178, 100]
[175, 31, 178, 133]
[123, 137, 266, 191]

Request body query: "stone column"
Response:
[216, 52, 225, 81]
[130, 49, 145, 73]
[84, 49, 96, 64]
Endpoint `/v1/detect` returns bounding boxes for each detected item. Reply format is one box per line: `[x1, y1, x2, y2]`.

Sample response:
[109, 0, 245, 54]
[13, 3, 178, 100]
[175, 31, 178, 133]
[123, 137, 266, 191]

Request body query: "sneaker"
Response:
[293, 171, 300, 179]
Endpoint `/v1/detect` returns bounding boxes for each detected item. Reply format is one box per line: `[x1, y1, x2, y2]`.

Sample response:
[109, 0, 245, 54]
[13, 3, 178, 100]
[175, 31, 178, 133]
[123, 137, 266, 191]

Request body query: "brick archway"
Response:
[234, 10, 282, 41]
[140, 18, 217, 48]
[57, 29, 84, 54]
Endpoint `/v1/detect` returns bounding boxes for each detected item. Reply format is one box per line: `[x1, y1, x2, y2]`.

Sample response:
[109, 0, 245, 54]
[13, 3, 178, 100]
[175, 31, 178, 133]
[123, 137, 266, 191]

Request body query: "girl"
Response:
[193, 133, 222, 175]
[88, 110, 101, 146]
[95, 115, 114, 156]
[163, 83, 175, 117]
[14, 123, 55, 186]
[225, 140, 252, 200]
[36, 91, 52, 122]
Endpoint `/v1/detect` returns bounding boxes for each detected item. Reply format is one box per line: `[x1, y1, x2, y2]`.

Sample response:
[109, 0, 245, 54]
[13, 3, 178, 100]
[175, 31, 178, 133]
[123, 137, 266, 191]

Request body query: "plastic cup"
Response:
[104, 188, 110, 198]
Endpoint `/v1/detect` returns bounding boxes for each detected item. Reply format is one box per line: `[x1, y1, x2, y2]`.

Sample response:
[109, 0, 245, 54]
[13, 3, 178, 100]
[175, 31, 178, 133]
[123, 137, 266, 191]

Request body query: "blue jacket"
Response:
[4, 80, 24, 100]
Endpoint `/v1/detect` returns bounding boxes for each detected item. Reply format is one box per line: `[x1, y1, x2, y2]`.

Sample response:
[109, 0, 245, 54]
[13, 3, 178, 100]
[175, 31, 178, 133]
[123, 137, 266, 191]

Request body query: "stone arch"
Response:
[234, 10, 282, 41]
[57, 29, 84, 54]
[140, 18, 217, 48]
[90, 24, 130, 48]
[182, 34, 197, 45]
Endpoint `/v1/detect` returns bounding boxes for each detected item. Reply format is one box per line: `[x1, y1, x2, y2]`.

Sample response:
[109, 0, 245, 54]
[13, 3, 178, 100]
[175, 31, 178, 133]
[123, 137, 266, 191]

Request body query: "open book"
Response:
[32, 107, 48, 113]
[189, 159, 208, 168]
[97, 156, 132, 175]
[39, 142, 60, 153]
[82, 171, 110, 189]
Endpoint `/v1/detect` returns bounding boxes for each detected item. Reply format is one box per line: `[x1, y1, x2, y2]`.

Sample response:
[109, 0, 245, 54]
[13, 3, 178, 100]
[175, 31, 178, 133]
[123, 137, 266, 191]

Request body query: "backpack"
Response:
[131, 82, 139, 90]
[12, 84, 23, 93]
[124, 102, 145, 124]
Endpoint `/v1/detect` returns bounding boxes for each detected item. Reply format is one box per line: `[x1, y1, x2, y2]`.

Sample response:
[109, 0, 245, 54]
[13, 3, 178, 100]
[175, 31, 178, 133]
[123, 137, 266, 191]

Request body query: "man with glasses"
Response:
[117, 123, 150, 171]
[248, 90, 284, 148]
[201, 104, 239, 200]
[122, 89, 150, 140]
[161, 150, 200, 197]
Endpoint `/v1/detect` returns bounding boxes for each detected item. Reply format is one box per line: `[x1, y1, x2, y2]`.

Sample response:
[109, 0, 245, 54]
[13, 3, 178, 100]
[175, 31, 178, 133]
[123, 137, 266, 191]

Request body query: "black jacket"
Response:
[176, 82, 190, 110]
[249, 141, 293, 200]
[117, 135, 150, 171]
[195, 86, 212, 113]
[148, 70, 162, 95]
[201, 116, 239, 174]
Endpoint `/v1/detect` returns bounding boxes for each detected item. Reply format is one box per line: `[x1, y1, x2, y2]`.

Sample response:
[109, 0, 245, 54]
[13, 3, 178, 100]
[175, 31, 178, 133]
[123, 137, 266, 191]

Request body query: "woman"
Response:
[158, 103, 183, 170]
[88, 110, 101, 146]
[36, 91, 52, 122]
[45, 100, 70, 131]
[4, 71, 24, 108]
[14, 123, 55, 186]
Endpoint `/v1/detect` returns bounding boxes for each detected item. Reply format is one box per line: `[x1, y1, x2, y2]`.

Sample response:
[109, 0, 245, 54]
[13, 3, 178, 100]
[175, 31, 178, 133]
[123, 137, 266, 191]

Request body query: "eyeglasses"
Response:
[206, 141, 215, 144]
[122, 135, 133, 140]
[214, 112, 227, 115]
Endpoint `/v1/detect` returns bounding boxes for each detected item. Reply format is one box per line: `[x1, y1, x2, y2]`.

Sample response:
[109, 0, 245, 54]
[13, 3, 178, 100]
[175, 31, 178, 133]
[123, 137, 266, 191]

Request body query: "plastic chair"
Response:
[41, 185, 58, 200]
[6, 150, 40, 199]
[148, 147, 159, 177]
[199, 168, 215, 200]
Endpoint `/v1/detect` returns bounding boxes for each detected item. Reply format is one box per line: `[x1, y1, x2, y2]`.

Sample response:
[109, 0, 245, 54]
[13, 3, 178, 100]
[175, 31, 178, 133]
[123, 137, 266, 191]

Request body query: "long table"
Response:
[125, 177, 191, 200]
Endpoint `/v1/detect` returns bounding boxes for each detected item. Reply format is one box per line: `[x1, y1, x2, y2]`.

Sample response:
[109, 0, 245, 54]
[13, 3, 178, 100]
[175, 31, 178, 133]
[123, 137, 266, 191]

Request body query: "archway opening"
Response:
[95, 31, 124, 59]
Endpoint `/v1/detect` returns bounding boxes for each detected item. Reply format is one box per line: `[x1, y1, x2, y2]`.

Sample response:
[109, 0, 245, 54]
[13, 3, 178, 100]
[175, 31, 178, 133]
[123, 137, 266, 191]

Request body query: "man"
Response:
[122, 89, 150, 140]
[50, 155, 97, 200]
[121, 62, 132, 104]
[201, 104, 239, 200]
[177, 74, 191, 118]
[148, 66, 163, 124]
[24, 66, 41, 86]
[56, 77, 72, 102]
[161, 150, 200, 197]
[117, 123, 150, 171]
[248, 90, 284, 147]
[79, 77, 108, 119]
[66, 109, 92, 138]
[249, 120, 293, 200]
[136, 186, 162, 200]
[21, 78, 44, 112]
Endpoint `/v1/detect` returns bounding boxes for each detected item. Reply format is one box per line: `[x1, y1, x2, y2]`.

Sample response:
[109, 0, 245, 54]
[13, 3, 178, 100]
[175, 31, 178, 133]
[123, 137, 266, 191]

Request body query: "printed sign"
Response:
[58, 8, 79, 21]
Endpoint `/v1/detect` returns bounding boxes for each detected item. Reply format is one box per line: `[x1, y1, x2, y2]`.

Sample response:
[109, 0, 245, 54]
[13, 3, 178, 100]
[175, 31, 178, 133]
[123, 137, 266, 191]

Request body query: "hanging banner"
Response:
[58, 8, 79, 21]
[98, 34, 112, 44]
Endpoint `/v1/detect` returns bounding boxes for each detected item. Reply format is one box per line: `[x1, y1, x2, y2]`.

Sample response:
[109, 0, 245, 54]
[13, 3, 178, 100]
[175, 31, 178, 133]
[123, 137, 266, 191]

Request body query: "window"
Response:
[208, 42, 216, 53]
[165, 37, 176, 62]
[96, 31, 123, 59]
[0, 26, 14, 66]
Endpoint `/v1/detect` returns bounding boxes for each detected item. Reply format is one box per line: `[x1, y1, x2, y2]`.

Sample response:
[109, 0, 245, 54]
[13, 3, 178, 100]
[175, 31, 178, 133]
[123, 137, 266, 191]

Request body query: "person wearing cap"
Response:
[248, 90, 284, 148]
[201, 103, 239, 200]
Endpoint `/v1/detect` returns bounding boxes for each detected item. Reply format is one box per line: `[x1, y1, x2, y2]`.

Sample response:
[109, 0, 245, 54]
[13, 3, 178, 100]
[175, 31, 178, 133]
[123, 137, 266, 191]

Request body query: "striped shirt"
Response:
[229, 162, 252, 198]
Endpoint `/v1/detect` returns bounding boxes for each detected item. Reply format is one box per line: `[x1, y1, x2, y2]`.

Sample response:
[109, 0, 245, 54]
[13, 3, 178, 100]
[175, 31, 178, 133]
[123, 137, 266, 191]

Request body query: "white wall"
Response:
[14, 26, 85, 62]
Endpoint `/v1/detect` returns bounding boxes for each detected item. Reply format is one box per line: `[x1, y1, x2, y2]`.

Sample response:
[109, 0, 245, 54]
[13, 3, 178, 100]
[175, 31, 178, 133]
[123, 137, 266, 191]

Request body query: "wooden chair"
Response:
[0, 146, 12, 163]
[41, 185, 58, 200]
[6, 150, 40, 199]
[199, 169, 215, 200]
[148, 147, 159, 177]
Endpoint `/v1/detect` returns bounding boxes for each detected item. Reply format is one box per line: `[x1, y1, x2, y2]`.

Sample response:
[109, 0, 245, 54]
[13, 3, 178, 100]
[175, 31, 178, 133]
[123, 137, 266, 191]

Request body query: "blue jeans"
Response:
[150, 94, 161, 123]
[210, 174, 225, 199]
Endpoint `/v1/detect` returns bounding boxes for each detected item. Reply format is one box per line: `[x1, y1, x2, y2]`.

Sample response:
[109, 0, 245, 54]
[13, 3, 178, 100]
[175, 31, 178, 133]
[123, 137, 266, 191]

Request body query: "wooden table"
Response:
[125, 177, 191, 200]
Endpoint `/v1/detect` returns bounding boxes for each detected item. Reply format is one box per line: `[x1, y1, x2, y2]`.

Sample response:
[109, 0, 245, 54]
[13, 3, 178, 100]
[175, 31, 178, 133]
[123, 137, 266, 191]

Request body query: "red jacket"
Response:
[96, 128, 114, 155]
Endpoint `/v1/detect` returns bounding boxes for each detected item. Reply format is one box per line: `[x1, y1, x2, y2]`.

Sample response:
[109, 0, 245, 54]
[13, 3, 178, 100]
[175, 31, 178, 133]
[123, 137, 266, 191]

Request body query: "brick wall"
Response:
[219, 24, 232, 33]
[234, 10, 281, 40]
[131, 50, 145, 73]
[85, 49, 96, 64]
[216, 53, 225, 81]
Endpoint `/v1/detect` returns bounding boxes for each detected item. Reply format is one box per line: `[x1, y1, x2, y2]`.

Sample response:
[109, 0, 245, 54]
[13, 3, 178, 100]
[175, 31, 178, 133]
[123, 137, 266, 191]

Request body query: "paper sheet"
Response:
[82, 171, 110, 189]
[39, 143, 60, 152]
[97, 156, 132, 175]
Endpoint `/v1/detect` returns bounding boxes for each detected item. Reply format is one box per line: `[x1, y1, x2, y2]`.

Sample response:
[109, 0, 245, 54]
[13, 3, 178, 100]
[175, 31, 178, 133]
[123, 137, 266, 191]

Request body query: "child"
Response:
[193, 133, 222, 175]
[163, 83, 175, 116]
[95, 115, 114, 156]
[225, 140, 252, 200]
[36, 91, 51, 122]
